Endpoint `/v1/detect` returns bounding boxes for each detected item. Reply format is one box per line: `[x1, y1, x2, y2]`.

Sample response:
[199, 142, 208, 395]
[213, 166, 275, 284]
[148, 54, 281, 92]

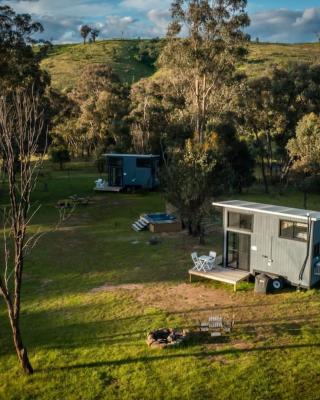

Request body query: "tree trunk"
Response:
[188, 219, 193, 236]
[199, 225, 205, 245]
[303, 191, 308, 209]
[260, 155, 269, 194]
[11, 321, 33, 375]
[254, 133, 269, 193]
[5, 300, 33, 375]
[195, 77, 201, 143]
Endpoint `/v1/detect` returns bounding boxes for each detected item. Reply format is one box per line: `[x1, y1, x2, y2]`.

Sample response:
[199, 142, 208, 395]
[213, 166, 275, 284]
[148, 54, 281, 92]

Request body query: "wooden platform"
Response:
[94, 186, 122, 192]
[189, 267, 251, 292]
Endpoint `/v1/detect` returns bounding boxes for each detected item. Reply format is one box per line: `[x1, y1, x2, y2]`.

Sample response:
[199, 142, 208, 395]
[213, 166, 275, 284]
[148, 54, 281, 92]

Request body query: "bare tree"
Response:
[0, 89, 56, 374]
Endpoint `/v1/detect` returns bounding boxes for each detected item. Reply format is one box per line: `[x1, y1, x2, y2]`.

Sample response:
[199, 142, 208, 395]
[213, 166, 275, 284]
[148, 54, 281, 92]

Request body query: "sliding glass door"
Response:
[227, 231, 251, 271]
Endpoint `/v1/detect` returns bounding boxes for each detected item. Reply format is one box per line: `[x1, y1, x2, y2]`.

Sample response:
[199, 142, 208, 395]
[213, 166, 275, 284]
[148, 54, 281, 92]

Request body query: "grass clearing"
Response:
[1, 162, 320, 399]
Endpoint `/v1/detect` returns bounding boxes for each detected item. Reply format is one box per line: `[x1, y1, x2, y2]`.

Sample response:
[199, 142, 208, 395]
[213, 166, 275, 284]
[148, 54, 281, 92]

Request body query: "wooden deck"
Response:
[94, 186, 122, 192]
[189, 266, 251, 292]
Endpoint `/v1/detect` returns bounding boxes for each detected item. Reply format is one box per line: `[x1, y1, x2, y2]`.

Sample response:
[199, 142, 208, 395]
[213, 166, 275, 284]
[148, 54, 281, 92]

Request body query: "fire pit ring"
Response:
[146, 328, 188, 349]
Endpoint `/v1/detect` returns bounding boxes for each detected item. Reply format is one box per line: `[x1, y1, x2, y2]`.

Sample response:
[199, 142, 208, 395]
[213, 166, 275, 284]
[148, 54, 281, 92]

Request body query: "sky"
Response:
[1, 0, 320, 44]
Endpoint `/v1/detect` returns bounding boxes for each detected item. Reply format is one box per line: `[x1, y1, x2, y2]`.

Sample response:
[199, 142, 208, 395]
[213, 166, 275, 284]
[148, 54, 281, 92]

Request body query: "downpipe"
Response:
[298, 214, 312, 290]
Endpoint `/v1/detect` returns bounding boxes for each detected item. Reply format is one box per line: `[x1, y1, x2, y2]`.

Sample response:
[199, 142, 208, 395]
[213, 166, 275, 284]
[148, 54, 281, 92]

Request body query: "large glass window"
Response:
[228, 212, 253, 232]
[279, 220, 308, 242]
[136, 158, 151, 168]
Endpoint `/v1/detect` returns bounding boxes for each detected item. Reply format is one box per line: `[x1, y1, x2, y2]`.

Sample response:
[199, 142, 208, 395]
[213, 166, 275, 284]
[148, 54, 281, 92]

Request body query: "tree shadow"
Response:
[38, 341, 320, 373]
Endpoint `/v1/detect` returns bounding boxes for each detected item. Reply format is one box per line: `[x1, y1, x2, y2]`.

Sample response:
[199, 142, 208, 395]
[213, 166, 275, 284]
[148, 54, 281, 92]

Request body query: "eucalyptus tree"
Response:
[80, 25, 91, 44]
[163, 139, 218, 236]
[241, 63, 320, 193]
[287, 113, 320, 207]
[91, 28, 100, 43]
[71, 64, 130, 155]
[159, 0, 250, 143]
[0, 5, 50, 93]
[287, 113, 320, 175]
[129, 75, 192, 155]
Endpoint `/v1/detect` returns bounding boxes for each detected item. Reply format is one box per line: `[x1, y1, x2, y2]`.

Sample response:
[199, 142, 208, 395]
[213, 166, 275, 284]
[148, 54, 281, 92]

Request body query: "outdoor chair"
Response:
[191, 252, 203, 271]
[209, 251, 217, 261]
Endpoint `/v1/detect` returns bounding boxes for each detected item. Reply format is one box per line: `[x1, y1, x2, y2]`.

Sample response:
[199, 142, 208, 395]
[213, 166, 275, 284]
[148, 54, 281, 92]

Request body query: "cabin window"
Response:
[279, 220, 308, 242]
[136, 158, 151, 168]
[228, 212, 253, 232]
[107, 157, 122, 167]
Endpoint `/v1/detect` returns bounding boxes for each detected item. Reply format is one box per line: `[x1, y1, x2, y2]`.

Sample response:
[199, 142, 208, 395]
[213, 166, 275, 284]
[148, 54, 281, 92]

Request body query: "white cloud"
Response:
[96, 15, 139, 39]
[147, 9, 170, 35]
[31, 14, 84, 43]
[249, 8, 320, 42]
[1, 0, 114, 18]
[2, 1, 320, 43]
[120, 0, 171, 12]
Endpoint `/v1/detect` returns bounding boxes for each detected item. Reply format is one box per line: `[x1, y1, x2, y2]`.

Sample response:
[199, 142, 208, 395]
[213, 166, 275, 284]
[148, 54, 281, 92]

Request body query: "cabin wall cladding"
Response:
[123, 157, 154, 188]
[249, 213, 310, 288]
[311, 221, 320, 287]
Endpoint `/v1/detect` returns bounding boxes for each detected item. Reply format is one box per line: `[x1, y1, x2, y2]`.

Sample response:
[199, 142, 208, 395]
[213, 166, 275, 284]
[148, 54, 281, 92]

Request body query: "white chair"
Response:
[191, 252, 203, 271]
[202, 251, 216, 271]
[209, 251, 217, 262]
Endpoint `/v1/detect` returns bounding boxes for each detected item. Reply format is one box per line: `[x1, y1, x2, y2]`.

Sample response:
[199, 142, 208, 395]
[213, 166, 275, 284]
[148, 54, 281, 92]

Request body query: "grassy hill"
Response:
[42, 40, 320, 92]
[242, 42, 320, 77]
[41, 40, 158, 92]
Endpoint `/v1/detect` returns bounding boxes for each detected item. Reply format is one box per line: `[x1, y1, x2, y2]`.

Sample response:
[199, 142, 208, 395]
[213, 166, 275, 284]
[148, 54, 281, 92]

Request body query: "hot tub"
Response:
[143, 213, 182, 233]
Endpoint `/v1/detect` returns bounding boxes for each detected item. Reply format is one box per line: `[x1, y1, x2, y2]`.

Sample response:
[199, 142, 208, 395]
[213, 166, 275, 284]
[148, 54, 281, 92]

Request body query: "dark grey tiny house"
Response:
[213, 200, 320, 289]
[103, 154, 160, 190]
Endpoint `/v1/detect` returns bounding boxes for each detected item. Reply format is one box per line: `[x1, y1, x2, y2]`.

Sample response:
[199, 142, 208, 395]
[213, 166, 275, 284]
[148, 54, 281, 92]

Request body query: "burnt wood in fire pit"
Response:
[147, 328, 188, 349]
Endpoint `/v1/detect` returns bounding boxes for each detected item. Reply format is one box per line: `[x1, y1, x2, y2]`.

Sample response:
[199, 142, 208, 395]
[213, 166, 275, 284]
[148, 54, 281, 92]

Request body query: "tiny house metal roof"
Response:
[102, 153, 160, 158]
[212, 200, 320, 221]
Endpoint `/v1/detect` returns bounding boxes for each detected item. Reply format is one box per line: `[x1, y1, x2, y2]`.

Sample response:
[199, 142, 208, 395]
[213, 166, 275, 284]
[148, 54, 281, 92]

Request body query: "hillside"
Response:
[42, 40, 320, 92]
[242, 42, 320, 77]
[41, 40, 158, 92]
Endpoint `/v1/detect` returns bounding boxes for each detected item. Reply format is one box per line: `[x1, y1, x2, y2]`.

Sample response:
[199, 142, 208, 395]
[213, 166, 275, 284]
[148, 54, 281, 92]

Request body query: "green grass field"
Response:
[1, 162, 320, 399]
[41, 40, 157, 92]
[241, 42, 320, 77]
[41, 40, 320, 92]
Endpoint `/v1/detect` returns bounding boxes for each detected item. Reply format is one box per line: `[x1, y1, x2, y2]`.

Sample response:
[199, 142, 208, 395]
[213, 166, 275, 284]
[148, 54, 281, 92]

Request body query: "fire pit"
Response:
[146, 328, 188, 349]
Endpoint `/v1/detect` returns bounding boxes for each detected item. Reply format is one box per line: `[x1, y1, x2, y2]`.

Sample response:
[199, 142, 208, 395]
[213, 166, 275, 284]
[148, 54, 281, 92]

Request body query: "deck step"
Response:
[132, 217, 149, 232]
[132, 224, 140, 232]
[140, 216, 150, 225]
[137, 219, 148, 227]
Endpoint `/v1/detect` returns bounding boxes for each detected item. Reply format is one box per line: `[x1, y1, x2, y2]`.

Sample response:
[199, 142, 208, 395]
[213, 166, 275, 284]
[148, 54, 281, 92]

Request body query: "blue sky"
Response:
[1, 0, 320, 43]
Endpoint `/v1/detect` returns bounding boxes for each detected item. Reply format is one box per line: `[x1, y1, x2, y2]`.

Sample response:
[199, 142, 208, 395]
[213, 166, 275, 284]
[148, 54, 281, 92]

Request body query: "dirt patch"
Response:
[90, 282, 144, 293]
[133, 282, 317, 335]
[136, 283, 234, 314]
